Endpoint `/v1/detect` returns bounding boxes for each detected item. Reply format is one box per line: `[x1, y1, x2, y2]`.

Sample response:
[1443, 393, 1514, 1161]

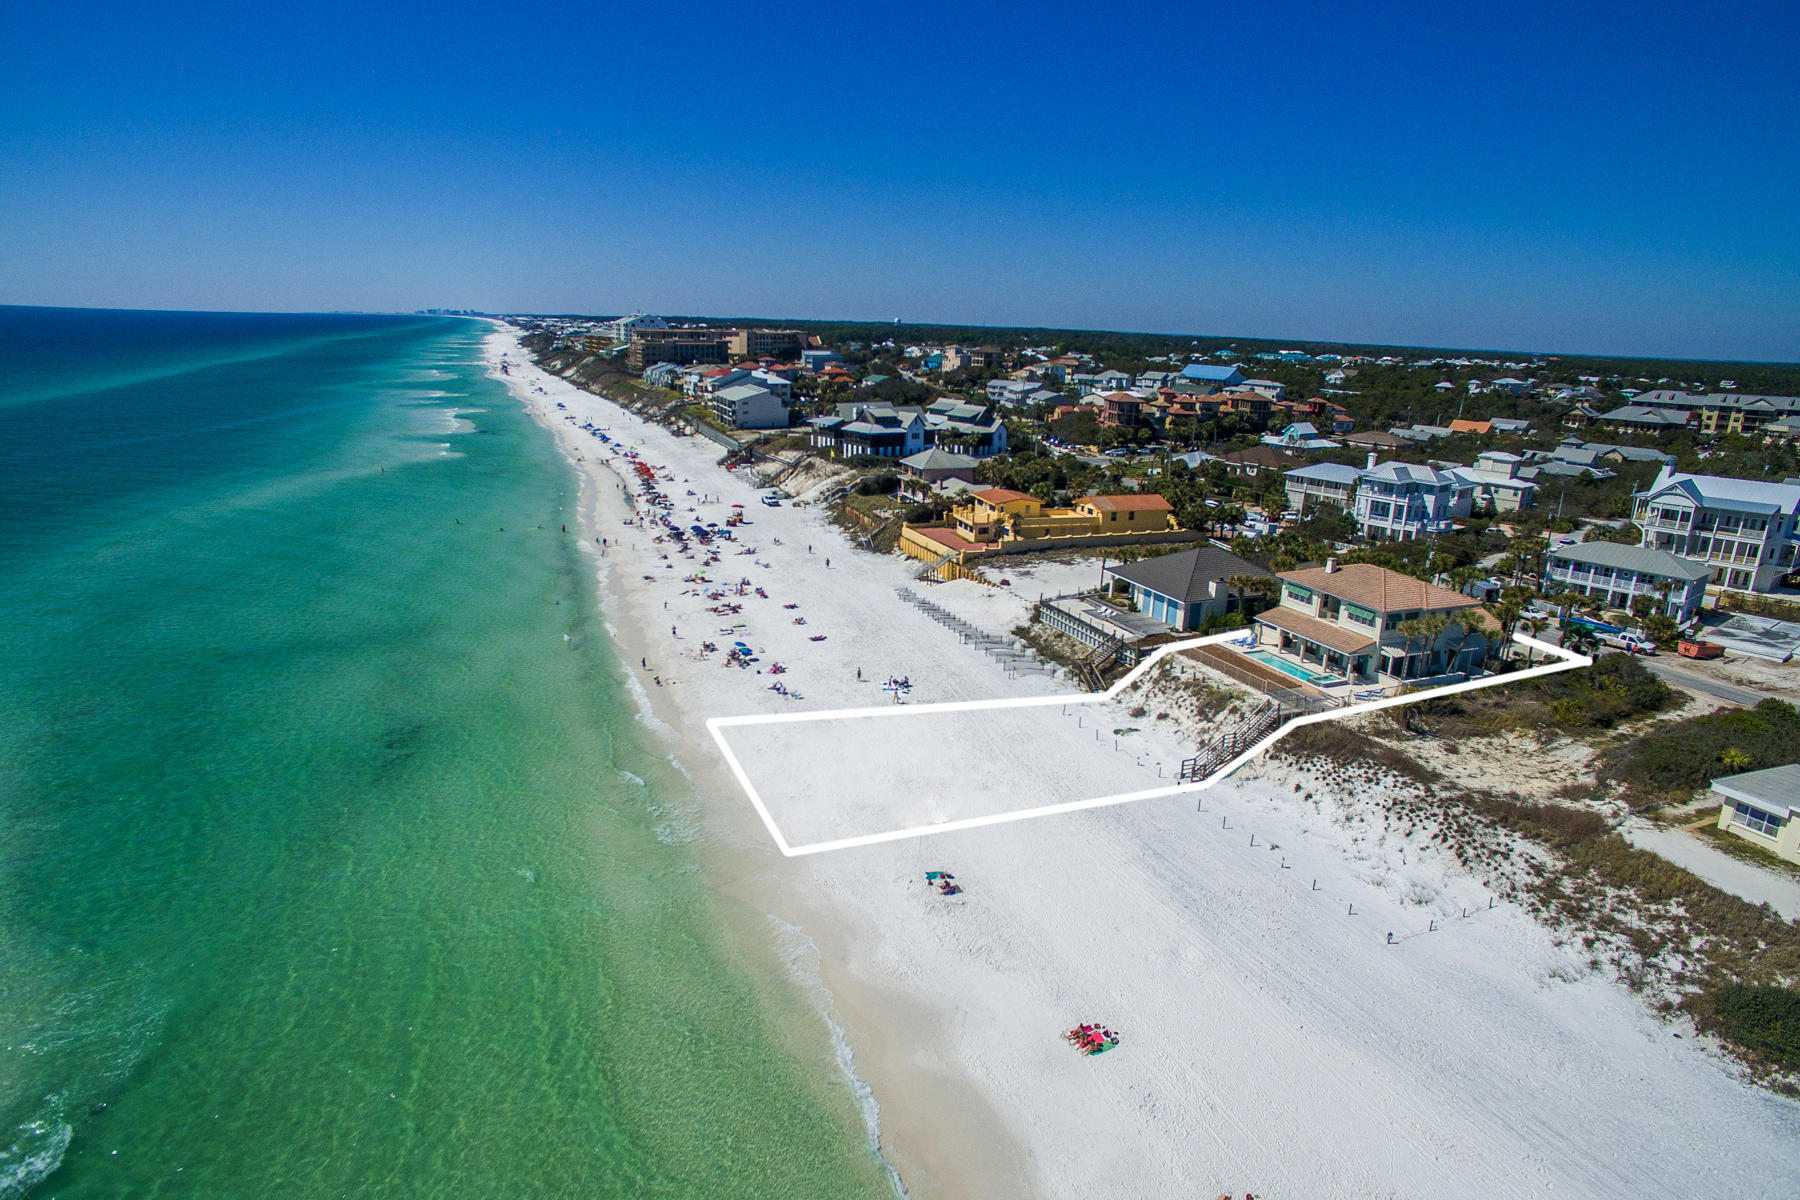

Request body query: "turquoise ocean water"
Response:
[0, 307, 891, 1198]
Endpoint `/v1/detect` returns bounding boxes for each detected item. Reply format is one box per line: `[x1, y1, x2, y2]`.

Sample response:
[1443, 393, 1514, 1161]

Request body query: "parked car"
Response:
[1598, 629, 1656, 654]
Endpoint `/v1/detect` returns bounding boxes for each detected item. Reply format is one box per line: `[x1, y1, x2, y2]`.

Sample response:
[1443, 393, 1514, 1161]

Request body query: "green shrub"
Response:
[1605, 699, 1800, 795]
[1695, 985, 1800, 1072]
[856, 473, 899, 496]
[1532, 653, 1673, 729]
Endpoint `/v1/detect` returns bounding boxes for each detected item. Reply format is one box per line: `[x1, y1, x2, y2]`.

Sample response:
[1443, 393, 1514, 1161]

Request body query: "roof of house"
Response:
[1340, 430, 1410, 448]
[971, 487, 1037, 505]
[900, 448, 979, 471]
[1180, 364, 1243, 382]
[1710, 763, 1800, 817]
[1448, 419, 1492, 434]
[1279, 564, 1481, 614]
[1361, 461, 1458, 486]
[912, 526, 991, 553]
[1077, 494, 1174, 513]
[1601, 405, 1688, 425]
[1585, 443, 1675, 463]
[1639, 467, 1800, 516]
[715, 383, 777, 403]
[1547, 541, 1712, 582]
[1103, 545, 1270, 604]
[1217, 445, 1303, 468]
[1284, 463, 1363, 485]
[1256, 606, 1378, 655]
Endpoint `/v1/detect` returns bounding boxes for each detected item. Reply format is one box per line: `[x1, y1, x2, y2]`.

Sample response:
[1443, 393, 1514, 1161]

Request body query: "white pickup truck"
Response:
[1598, 629, 1658, 654]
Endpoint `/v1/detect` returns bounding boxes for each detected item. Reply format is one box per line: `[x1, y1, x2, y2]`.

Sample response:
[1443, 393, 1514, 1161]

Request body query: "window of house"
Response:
[1344, 603, 1376, 627]
[1732, 802, 1785, 838]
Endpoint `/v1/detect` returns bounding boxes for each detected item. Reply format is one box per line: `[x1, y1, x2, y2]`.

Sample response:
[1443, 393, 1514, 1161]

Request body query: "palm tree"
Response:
[1520, 616, 1547, 665]
[1491, 598, 1524, 655]
[1420, 613, 1450, 675]
[1563, 624, 1601, 662]
[1396, 618, 1426, 680]
[1227, 572, 1273, 617]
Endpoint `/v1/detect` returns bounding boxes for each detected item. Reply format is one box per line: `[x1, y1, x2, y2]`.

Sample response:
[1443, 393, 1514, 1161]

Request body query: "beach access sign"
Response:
[708, 631, 1588, 856]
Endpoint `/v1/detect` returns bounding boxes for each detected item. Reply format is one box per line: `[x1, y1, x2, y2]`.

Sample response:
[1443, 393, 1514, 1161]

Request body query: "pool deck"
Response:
[1182, 642, 1334, 699]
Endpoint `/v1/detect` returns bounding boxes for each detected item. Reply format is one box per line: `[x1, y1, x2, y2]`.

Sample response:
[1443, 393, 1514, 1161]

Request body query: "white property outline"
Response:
[707, 631, 1590, 856]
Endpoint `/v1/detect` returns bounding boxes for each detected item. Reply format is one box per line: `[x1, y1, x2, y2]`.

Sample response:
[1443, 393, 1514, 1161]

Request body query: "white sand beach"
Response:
[486, 327, 1800, 1199]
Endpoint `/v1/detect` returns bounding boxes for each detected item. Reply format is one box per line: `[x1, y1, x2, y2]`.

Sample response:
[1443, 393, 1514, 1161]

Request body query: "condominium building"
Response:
[1630, 390, 1800, 436]
[728, 329, 807, 359]
[1633, 468, 1800, 593]
[626, 328, 730, 371]
[709, 384, 789, 431]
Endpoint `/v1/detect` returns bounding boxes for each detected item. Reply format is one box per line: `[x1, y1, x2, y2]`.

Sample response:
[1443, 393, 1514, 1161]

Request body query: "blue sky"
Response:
[2, 0, 1796, 359]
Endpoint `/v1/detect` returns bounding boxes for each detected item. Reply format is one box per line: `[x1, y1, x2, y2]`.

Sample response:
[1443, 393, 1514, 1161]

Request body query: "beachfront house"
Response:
[1252, 562, 1491, 686]
[1353, 460, 1473, 541]
[899, 489, 1189, 572]
[710, 384, 789, 430]
[1071, 494, 1176, 531]
[1632, 468, 1800, 594]
[922, 398, 1009, 458]
[806, 403, 927, 458]
[897, 449, 980, 505]
[1283, 463, 1361, 514]
[1713, 764, 1800, 865]
[1544, 542, 1712, 623]
[1101, 546, 1271, 631]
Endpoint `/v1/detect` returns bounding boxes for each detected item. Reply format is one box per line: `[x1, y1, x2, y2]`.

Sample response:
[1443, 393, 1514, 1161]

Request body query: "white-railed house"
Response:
[1633, 468, 1800, 594]
[1283, 462, 1361, 513]
[1543, 542, 1712, 623]
[1353, 460, 1473, 541]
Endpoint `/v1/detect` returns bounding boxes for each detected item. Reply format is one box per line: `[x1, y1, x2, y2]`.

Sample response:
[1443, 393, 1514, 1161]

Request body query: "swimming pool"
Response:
[1245, 648, 1343, 686]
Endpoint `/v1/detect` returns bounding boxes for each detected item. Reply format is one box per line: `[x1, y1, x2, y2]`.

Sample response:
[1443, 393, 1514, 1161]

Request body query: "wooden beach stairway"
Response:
[913, 549, 958, 581]
[1071, 631, 1125, 692]
[1177, 688, 1339, 784]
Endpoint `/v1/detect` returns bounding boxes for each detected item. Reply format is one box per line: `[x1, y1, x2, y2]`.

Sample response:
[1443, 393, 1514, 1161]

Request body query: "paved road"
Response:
[1543, 626, 1766, 706]
[1639, 658, 1765, 707]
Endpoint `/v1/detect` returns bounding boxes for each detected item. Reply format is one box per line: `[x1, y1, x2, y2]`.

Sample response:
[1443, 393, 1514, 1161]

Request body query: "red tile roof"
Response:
[972, 487, 1036, 505]
[1279, 564, 1479, 614]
